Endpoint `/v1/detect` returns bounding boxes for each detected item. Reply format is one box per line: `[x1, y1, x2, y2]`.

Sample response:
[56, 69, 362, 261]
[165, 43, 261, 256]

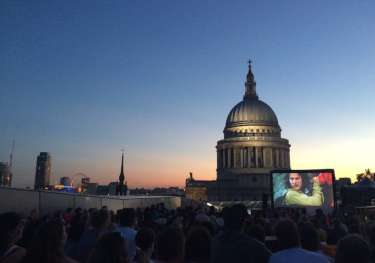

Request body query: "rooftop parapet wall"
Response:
[0, 187, 181, 215]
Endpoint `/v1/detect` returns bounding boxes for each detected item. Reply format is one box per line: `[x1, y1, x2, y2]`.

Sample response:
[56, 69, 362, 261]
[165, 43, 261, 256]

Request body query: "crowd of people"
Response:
[0, 203, 374, 263]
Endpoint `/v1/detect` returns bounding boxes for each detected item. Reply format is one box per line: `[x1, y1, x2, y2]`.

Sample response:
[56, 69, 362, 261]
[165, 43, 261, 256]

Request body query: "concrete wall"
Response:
[0, 187, 181, 215]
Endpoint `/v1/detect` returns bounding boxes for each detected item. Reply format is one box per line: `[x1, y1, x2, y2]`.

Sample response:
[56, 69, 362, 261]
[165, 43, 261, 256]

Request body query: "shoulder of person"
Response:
[0, 246, 26, 263]
[62, 256, 80, 263]
[305, 250, 331, 262]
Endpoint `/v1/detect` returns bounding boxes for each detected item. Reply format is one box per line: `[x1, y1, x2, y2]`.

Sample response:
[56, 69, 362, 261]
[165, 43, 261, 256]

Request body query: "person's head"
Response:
[274, 219, 300, 250]
[135, 227, 155, 255]
[185, 226, 212, 263]
[335, 234, 371, 263]
[298, 222, 319, 251]
[0, 212, 24, 250]
[156, 227, 185, 263]
[119, 208, 136, 228]
[87, 232, 128, 263]
[68, 212, 86, 241]
[288, 173, 303, 191]
[223, 204, 247, 230]
[22, 219, 66, 263]
[91, 209, 110, 230]
[327, 219, 348, 245]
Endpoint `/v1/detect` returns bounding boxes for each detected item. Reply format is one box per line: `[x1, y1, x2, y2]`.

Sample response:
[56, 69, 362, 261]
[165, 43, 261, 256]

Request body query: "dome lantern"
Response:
[244, 60, 258, 100]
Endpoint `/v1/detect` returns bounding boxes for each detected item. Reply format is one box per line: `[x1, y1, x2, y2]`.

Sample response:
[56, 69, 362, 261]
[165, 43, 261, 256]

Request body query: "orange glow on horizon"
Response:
[50, 136, 374, 188]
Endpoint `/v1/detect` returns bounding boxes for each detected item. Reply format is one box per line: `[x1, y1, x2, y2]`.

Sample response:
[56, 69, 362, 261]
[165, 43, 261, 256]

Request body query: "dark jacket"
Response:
[211, 229, 271, 263]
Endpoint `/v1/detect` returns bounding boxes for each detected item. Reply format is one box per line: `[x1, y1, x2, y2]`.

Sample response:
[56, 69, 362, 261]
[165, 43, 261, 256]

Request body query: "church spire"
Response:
[118, 149, 126, 195]
[244, 60, 258, 100]
[119, 151, 125, 183]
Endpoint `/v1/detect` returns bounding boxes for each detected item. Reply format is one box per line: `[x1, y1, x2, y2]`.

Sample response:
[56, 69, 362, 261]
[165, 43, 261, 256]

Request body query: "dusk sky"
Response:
[1, 1, 374, 188]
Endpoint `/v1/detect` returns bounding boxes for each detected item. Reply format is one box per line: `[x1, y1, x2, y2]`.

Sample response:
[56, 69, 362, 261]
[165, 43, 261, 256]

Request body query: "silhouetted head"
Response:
[185, 226, 212, 263]
[0, 212, 24, 251]
[335, 234, 371, 263]
[135, 227, 155, 253]
[22, 219, 66, 263]
[91, 209, 110, 230]
[274, 219, 300, 250]
[119, 208, 136, 228]
[156, 227, 185, 263]
[87, 232, 128, 263]
[298, 222, 319, 251]
[223, 204, 247, 230]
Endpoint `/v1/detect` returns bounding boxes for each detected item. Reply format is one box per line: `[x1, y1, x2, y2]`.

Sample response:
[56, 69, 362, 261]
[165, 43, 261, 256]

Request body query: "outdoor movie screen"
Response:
[271, 169, 335, 211]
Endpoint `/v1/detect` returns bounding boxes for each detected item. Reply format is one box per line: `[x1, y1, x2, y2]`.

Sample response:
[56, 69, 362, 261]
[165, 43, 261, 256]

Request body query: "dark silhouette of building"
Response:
[341, 178, 375, 207]
[86, 182, 98, 194]
[81, 177, 90, 192]
[109, 182, 118, 195]
[117, 152, 128, 195]
[34, 152, 51, 189]
[0, 162, 12, 187]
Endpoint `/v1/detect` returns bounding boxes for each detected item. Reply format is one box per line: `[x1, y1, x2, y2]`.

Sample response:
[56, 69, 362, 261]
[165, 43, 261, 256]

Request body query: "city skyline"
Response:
[1, 1, 374, 188]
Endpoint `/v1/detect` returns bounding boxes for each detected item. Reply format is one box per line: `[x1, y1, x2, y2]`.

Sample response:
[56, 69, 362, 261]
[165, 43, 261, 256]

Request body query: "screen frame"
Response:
[270, 169, 337, 211]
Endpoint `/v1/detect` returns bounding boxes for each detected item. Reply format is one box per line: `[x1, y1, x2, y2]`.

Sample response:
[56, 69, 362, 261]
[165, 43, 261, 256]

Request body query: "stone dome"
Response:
[225, 98, 279, 128]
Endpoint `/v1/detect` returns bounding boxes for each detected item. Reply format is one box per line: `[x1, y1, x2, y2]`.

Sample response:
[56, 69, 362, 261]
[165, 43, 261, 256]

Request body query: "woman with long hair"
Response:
[284, 173, 323, 206]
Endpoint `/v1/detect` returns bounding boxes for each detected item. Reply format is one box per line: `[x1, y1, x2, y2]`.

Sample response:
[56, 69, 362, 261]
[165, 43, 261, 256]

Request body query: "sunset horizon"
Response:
[1, 1, 374, 189]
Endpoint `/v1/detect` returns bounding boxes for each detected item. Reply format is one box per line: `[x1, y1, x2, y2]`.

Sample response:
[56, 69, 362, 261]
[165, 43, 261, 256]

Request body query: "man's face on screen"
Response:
[289, 173, 302, 191]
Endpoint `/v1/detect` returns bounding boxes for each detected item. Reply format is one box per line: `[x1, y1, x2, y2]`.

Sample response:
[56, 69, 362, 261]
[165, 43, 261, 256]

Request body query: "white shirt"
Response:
[117, 226, 137, 261]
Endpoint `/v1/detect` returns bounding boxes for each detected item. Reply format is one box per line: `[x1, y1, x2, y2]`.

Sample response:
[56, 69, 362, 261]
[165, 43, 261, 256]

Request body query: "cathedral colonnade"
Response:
[217, 146, 290, 169]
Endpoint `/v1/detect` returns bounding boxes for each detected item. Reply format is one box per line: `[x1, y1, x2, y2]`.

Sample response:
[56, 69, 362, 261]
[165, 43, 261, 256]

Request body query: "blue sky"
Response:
[1, 0, 374, 188]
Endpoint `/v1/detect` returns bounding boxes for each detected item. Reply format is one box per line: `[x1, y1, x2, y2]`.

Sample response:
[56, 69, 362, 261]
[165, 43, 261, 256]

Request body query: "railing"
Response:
[0, 187, 181, 215]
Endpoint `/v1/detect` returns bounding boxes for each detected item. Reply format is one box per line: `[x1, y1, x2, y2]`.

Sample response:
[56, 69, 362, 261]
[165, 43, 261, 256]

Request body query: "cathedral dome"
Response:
[225, 98, 279, 128]
[225, 61, 279, 130]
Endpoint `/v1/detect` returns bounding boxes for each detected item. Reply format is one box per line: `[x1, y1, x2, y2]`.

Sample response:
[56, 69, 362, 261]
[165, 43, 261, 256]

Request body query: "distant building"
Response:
[148, 187, 185, 196]
[60, 176, 71, 186]
[341, 178, 375, 207]
[86, 183, 98, 195]
[129, 188, 149, 195]
[108, 182, 118, 195]
[81, 177, 90, 192]
[336, 177, 352, 186]
[185, 173, 213, 201]
[335, 177, 352, 200]
[0, 162, 12, 187]
[34, 152, 52, 189]
[96, 185, 109, 195]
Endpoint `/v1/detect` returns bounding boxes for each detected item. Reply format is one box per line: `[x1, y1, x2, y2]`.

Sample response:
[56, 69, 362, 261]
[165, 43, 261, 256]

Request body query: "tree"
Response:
[356, 169, 374, 182]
